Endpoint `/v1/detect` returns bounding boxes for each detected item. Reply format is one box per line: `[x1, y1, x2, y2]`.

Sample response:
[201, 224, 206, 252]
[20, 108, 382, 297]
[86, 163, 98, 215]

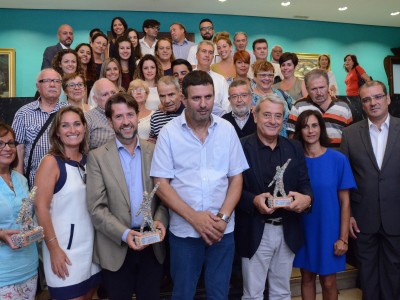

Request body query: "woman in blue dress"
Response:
[293, 110, 356, 300]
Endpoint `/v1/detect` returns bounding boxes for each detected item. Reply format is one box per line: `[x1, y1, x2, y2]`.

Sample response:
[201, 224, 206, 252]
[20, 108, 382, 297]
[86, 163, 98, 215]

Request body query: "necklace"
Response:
[1, 173, 14, 190]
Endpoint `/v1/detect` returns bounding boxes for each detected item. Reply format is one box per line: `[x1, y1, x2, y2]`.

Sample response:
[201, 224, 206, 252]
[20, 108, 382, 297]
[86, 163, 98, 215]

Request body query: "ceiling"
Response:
[1, 0, 400, 28]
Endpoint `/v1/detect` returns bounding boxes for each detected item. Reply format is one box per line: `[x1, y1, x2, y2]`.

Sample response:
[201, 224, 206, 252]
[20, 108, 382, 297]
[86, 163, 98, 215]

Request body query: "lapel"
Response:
[140, 139, 156, 214]
[381, 116, 400, 170]
[246, 135, 265, 192]
[359, 120, 380, 172]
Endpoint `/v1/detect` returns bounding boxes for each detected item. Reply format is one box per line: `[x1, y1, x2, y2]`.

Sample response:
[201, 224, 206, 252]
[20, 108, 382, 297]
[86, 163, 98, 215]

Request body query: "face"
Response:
[319, 55, 329, 69]
[281, 60, 295, 78]
[253, 100, 284, 141]
[142, 60, 156, 82]
[307, 76, 330, 107]
[65, 76, 86, 102]
[94, 80, 118, 109]
[36, 69, 62, 101]
[360, 84, 390, 124]
[254, 42, 268, 61]
[172, 64, 190, 88]
[58, 25, 74, 47]
[234, 33, 247, 51]
[271, 46, 283, 61]
[105, 61, 120, 83]
[301, 115, 321, 146]
[144, 24, 159, 39]
[77, 45, 91, 65]
[156, 40, 172, 62]
[196, 44, 214, 68]
[229, 85, 252, 117]
[199, 21, 214, 40]
[57, 111, 86, 148]
[113, 19, 125, 36]
[344, 56, 354, 70]
[128, 31, 138, 47]
[60, 53, 77, 74]
[91, 36, 107, 55]
[130, 86, 148, 103]
[170, 24, 184, 42]
[184, 84, 214, 124]
[216, 40, 232, 60]
[255, 70, 275, 91]
[0, 132, 16, 169]
[158, 82, 182, 112]
[118, 41, 131, 60]
[108, 103, 138, 143]
[235, 60, 250, 77]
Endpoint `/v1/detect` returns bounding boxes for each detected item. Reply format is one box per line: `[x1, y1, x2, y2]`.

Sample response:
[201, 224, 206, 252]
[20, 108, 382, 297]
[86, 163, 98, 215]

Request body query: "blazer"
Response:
[86, 138, 168, 271]
[235, 134, 312, 258]
[340, 116, 400, 235]
[222, 112, 257, 138]
[41, 43, 63, 70]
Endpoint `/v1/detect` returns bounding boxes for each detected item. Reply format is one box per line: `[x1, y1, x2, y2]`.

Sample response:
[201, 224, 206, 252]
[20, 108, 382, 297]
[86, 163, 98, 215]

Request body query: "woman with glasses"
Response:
[35, 106, 101, 300]
[62, 73, 91, 112]
[0, 123, 39, 300]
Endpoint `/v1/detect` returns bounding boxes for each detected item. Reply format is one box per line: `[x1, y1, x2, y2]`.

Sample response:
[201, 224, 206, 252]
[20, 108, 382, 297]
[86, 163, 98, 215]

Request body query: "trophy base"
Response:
[11, 226, 44, 248]
[267, 197, 293, 208]
[134, 230, 162, 247]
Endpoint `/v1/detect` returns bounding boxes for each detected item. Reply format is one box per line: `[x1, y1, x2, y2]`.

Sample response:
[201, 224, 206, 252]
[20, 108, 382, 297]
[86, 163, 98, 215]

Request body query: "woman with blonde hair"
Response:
[318, 54, 339, 96]
[211, 32, 236, 80]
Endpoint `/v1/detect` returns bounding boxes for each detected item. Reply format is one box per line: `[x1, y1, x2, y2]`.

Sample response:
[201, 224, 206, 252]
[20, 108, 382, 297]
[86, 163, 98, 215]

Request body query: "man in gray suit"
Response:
[341, 81, 400, 300]
[87, 92, 168, 300]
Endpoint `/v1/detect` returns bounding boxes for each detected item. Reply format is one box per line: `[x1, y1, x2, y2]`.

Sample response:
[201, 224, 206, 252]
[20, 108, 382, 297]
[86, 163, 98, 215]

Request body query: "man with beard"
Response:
[171, 59, 193, 91]
[87, 92, 168, 300]
[41, 24, 74, 69]
[223, 79, 256, 138]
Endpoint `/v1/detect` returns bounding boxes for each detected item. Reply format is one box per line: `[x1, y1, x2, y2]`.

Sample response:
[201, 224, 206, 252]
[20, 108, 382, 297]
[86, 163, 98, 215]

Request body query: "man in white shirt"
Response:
[233, 32, 256, 65]
[270, 45, 283, 64]
[139, 19, 160, 56]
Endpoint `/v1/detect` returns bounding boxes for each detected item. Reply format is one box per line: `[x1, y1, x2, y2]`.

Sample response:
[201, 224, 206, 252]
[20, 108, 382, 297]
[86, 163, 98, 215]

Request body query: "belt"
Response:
[264, 218, 283, 226]
[131, 226, 150, 231]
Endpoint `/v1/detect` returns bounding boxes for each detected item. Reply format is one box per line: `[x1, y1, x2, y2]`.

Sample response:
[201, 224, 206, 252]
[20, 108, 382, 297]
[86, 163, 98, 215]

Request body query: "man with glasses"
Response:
[341, 81, 400, 300]
[12, 68, 67, 187]
[140, 19, 160, 56]
[270, 45, 283, 64]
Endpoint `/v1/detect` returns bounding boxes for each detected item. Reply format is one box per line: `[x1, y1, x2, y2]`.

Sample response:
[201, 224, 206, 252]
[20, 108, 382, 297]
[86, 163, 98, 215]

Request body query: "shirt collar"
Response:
[115, 136, 141, 152]
[181, 109, 218, 129]
[172, 38, 189, 46]
[232, 110, 250, 120]
[368, 114, 390, 130]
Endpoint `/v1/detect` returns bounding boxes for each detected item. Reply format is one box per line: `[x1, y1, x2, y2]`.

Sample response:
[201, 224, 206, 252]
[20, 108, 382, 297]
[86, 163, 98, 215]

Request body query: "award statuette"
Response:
[266, 159, 293, 208]
[134, 183, 162, 247]
[11, 186, 44, 248]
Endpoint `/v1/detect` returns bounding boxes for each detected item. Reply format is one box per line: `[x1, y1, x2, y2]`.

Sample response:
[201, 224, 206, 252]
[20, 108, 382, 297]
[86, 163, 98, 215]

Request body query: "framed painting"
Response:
[295, 53, 322, 80]
[0, 48, 16, 97]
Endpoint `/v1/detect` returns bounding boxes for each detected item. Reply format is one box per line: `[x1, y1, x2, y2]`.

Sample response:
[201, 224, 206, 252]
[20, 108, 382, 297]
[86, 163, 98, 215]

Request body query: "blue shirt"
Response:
[172, 38, 195, 60]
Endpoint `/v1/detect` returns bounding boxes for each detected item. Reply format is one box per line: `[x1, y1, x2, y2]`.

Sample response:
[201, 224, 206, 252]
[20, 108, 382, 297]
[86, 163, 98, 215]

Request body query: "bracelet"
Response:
[339, 238, 348, 245]
[46, 236, 57, 243]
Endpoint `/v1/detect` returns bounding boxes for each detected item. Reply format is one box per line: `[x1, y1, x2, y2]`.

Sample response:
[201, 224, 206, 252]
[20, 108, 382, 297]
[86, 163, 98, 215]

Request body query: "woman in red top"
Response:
[344, 54, 371, 96]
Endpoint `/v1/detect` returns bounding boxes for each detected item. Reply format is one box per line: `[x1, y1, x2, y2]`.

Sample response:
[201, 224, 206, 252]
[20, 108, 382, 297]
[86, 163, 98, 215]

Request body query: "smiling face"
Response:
[118, 41, 132, 61]
[280, 59, 295, 79]
[142, 60, 157, 82]
[91, 36, 108, 55]
[105, 61, 120, 84]
[254, 70, 275, 92]
[60, 53, 77, 75]
[57, 111, 86, 149]
[156, 40, 173, 62]
[253, 100, 284, 142]
[128, 31, 138, 47]
[0, 131, 16, 169]
[77, 45, 91, 65]
[108, 102, 138, 143]
[65, 76, 86, 103]
[301, 114, 321, 146]
[112, 19, 125, 37]
[216, 40, 232, 61]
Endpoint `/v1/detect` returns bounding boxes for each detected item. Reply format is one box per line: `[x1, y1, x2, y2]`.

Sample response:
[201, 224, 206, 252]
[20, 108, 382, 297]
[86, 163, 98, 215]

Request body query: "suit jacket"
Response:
[235, 134, 312, 258]
[86, 138, 168, 271]
[41, 43, 63, 70]
[222, 112, 257, 138]
[340, 116, 400, 235]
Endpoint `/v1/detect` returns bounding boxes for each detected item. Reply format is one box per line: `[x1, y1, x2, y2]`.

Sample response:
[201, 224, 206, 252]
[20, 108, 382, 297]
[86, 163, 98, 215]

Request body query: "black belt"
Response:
[131, 226, 150, 231]
[264, 219, 283, 226]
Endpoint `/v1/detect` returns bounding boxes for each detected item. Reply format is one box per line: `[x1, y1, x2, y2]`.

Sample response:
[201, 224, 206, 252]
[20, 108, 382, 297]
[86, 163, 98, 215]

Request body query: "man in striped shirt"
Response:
[287, 69, 352, 147]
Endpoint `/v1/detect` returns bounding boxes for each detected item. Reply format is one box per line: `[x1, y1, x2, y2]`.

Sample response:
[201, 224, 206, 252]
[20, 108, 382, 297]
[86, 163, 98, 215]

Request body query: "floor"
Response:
[292, 288, 362, 299]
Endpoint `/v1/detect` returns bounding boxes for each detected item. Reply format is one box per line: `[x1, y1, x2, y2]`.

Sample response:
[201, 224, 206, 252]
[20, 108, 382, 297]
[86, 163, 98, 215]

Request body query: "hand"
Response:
[190, 211, 223, 245]
[153, 220, 166, 241]
[253, 193, 276, 215]
[126, 229, 148, 251]
[334, 239, 348, 256]
[0, 229, 20, 249]
[49, 246, 71, 280]
[213, 217, 228, 236]
[329, 86, 337, 99]
[286, 192, 311, 213]
[349, 217, 360, 239]
[147, 138, 157, 144]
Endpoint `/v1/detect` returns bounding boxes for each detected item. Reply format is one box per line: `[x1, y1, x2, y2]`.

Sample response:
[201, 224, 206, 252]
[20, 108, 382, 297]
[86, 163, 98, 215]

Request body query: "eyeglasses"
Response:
[229, 93, 250, 101]
[76, 162, 86, 184]
[0, 141, 17, 149]
[66, 82, 85, 89]
[38, 79, 62, 85]
[257, 73, 275, 79]
[360, 94, 386, 104]
[200, 26, 213, 32]
[132, 88, 146, 94]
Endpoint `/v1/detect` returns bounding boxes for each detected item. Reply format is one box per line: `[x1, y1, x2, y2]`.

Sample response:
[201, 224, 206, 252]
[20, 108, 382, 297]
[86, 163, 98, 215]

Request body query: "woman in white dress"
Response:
[318, 54, 339, 96]
[35, 106, 101, 300]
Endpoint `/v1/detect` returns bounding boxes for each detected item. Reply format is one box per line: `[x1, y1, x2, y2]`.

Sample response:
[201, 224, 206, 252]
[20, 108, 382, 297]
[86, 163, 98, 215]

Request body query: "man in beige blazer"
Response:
[87, 92, 168, 300]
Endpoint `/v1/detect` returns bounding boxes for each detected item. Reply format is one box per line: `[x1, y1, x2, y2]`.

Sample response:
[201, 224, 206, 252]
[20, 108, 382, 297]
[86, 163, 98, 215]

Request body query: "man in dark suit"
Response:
[222, 79, 256, 138]
[340, 81, 400, 300]
[41, 24, 74, 69]
[235, 93, 312, 299]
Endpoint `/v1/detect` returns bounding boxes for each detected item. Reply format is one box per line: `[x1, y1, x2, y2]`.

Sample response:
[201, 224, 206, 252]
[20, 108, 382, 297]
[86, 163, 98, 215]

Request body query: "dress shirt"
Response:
[172, 38, 195, 60]
[139, 37, 157, 56]
[368, 115, 390, 169]
[232, 111, 250, 130]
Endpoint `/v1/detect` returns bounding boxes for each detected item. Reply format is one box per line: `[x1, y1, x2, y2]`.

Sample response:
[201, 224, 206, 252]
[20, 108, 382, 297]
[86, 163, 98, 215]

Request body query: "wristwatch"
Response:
[217, 212, 231, 223]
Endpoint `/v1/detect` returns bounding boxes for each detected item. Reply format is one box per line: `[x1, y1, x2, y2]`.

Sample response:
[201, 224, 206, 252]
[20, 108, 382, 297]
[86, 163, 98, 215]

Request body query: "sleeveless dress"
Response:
[42, 155, 101, 299]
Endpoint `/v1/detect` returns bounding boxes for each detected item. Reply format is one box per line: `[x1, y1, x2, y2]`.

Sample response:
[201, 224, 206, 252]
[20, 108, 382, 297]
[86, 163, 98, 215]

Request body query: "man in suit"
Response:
[41, 24, 74, 69]
[86, 92, 168, 300]
[340, 81, 400, 300]
[235, 93, 312, 299]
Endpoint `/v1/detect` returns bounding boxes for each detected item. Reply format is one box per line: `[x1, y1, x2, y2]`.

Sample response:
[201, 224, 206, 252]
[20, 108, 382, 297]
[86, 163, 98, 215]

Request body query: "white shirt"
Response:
[139, 37, 157, 56]
[208, 70, 231, 116]
[187, 44, 221, 66]
[368, 114, 390, 169]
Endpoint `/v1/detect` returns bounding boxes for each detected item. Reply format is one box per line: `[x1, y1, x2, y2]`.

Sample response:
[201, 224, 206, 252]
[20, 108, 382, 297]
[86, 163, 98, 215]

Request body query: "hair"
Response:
[171, 59, 193, 72]
[62, 72, 86, 92]
[100, 58, 122, 88]
[304, 69, 330, 89]
[105, 92, 139, 119]
[125, 28, 143, 60]
[91, 32, 108, 44]
[158, 75, 180, 92]
[112, 36, 136, 79]
[234, 32, 248, 41]
[359, 80, 388, 96]
[170, 22, 186, 34]
[75, 43, 97, 82]
[213, 31, 232, 46]
[197, 40, 214, 53]
[293, 110, 331, 147]
[199, 18, 213, 28]
[229, 79, 251, 93]
[92, 78, 114, 96]
[182, 70, 214, 98]
[110, 17, 128, 39]
[233, 50, 251, 64]
[0, 122, 18, 169]
[254, 93, 285, 114]
[89, 28, 103, 39]
[279, 52, 299, 67]
[133, 54, 163, 84]
[142, 19, 160, 33]
[252, 38, 268, 51]
[52, 49, 82, 77]
[128, 79, 150, 95]
[48, 106, 89, 160]
[318, 54, 331, 70]
[36, 68, 62, 83]
[252, 60, 274, 77]
[344, 54, 359, 72]
[155, 38, 176, 62]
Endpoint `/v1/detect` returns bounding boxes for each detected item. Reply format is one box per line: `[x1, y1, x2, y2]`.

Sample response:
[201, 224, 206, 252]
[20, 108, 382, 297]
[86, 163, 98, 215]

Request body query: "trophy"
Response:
[134, 183, 163, 247]
[11, 186, 44, 248]
[266, 159, 293, 208]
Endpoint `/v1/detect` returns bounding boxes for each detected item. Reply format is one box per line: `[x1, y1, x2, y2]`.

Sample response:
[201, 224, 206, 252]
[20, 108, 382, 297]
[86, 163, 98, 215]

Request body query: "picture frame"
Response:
[295, 53, 322, 80]
[0, 48, 16, 97]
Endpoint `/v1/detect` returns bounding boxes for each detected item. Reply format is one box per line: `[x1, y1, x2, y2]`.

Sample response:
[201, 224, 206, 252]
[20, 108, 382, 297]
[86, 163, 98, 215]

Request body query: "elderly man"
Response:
[171, 59, 192, 91]
[12, 68, 67, 187]
[170, 22, 195, 60]
[287, 69, 352, 147]
[84, 78, 118, 150]
[222, 79, 256, 138]
[270, 45, 283, 64]
[233, 32, 256, 64]
[236, 93, 312, 300]
[140, 19, 160, 56]
[151, 70, 248, 299]
[341, 81, 400, 300]
[249, 38, 282, 82]
[41, 24, 74, 69]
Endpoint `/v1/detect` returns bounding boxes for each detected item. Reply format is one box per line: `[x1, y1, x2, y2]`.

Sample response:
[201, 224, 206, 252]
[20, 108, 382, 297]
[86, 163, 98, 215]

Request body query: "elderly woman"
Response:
[155, 38, 176, 76]
[0, 123, 38, 300]
[344, 54, 371, 96]
[293, 110, 356, 300]
[62, 73, 91, 112]
[318, 54, 339, 96]
[211, 32, 236, 80]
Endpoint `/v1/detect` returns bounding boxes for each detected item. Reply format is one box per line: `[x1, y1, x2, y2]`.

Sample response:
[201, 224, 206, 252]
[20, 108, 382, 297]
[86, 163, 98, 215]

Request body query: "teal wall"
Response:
[1, 8, 400, 96]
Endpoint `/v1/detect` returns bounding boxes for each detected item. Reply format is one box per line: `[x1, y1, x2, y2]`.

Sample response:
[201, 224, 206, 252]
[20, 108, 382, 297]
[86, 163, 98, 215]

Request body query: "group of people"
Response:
[0, 15, 396, 300]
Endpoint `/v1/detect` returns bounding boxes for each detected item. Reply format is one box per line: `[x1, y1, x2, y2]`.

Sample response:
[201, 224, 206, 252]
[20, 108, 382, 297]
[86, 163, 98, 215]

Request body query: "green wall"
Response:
[1, 8, 400, 96]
